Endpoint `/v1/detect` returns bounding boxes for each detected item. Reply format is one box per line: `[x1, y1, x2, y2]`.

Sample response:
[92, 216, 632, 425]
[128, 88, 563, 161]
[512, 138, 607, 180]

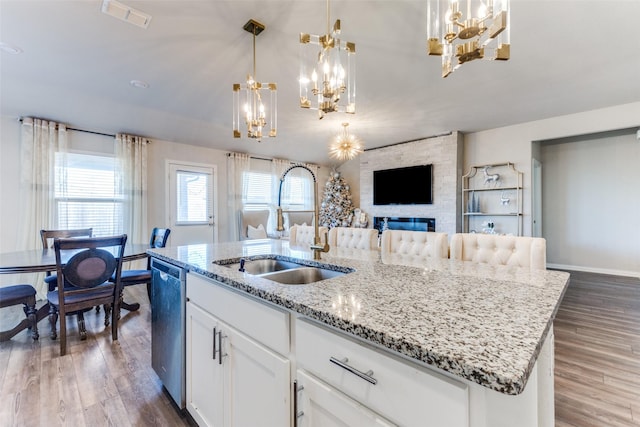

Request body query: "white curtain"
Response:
[115, 134, 148, 245]
[227, 152, 250, 241]
[17, 117, 68, 297]
[303, 163, 319, 211]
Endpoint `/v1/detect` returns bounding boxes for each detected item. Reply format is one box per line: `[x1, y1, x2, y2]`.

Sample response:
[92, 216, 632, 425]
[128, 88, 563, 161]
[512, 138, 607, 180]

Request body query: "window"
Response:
[241, 167, 314, 234]
[55, 152, 123, 236]
[176, 170, 210, 224]
[242, 171, 310, 210]
[242, 171, 273, 211]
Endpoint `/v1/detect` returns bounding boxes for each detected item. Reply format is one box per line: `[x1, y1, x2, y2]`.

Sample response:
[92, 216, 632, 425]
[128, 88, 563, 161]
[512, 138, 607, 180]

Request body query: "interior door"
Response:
[168, 162, 217, 246]
[532, 158, 542, 237]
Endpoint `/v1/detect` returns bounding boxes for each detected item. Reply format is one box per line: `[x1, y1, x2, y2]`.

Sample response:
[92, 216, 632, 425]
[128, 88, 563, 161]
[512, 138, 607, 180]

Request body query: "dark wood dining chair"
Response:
[47, 234, 127, 356]
[0, 284, 39, 341]
[115, 227, 170, 313]
[40, 228, 93, 291]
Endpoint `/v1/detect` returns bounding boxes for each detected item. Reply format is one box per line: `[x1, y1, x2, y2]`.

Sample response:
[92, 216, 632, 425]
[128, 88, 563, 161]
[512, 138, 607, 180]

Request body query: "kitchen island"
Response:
[149, 239, 569, 427]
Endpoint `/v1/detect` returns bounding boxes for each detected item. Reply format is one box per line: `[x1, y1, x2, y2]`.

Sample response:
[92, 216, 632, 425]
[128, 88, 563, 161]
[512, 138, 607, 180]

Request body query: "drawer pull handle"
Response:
[212, 327, 217, 360]
[218, 330, 224, 365]
[329, 356, 378, 385]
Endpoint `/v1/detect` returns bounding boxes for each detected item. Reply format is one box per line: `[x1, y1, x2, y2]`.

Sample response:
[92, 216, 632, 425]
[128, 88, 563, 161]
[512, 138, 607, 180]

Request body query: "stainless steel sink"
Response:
[216, 256, 352, 285]
[259, 266, 346, 285]
[226, 259, 304, 275]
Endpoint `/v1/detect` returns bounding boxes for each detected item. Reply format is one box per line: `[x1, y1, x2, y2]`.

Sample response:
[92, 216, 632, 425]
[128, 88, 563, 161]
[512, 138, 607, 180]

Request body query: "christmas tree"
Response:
[319, 170, 355, 229]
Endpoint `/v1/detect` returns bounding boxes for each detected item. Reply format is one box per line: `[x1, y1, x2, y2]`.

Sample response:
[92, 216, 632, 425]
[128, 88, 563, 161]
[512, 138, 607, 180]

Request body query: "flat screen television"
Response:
[373, 165, 433, 205]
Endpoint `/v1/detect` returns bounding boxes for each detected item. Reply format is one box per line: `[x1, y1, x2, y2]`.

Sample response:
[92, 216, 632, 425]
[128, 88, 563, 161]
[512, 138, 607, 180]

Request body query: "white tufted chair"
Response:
[449, 233, 547, 270]
[289, 224, 329, 247]
[328, 227, 379, 250]
[380, 230, 449, 264]
[238, 209, 270, 240]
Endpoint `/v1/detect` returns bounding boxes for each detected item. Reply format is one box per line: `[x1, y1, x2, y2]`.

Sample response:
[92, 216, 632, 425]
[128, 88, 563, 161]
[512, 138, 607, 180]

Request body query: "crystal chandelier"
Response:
[299, 0, 355, 119]
[329, 123, 363, 160]
[233, 19, 276, 142]
[426, 0, 510, 77]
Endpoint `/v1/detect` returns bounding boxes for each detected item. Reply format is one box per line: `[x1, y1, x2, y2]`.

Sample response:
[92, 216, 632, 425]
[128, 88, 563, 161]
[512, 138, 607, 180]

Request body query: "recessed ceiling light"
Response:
[101, 0, 152, 29]
[130, 79, 149, 89]
[0, 43, 23, 54]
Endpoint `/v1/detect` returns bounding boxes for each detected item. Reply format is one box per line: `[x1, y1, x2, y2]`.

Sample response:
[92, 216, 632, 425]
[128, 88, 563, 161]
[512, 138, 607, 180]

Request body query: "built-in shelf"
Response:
[462, 163, 523, 235]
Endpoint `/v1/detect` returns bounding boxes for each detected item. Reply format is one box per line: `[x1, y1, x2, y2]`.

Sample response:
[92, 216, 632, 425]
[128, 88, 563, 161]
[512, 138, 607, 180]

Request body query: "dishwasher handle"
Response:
[151, 258, 183, 280]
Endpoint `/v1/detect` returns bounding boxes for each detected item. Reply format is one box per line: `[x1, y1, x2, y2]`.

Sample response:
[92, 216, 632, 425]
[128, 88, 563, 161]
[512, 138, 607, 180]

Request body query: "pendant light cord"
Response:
[326, 0, 330, 35]
[252, 26, 257, 79]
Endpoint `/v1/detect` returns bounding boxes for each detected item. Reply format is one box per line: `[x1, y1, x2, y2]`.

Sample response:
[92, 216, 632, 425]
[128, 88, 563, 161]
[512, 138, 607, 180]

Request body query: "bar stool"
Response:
[0, 284, 39, 341]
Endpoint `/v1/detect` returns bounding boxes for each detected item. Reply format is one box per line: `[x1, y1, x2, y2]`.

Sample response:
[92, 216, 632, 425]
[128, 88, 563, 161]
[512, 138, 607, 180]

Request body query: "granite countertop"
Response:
[148, 239, 569, 395]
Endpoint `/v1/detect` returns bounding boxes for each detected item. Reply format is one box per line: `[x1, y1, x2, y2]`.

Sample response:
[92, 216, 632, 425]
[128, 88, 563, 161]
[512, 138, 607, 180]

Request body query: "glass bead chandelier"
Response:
[299, 0, 355, 119]
[426, 0, 510, 77]
[233, 19, 277, 142]
[329, 123, 363, 161]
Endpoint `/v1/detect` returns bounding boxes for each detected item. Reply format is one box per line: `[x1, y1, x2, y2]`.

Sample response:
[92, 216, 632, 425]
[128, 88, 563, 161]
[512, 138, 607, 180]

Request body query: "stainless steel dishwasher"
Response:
[150, 257, 186, 409]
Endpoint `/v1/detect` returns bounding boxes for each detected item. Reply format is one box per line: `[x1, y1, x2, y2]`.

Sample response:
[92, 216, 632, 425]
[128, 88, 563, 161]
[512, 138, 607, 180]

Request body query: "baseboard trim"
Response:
[547, 263, 640, 279]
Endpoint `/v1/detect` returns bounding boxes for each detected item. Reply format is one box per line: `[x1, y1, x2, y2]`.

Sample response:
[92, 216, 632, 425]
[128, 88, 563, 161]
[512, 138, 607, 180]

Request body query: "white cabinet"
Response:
[296, 318, 469, 427]
[296, 370, 395, 427]
[186, 272, 549, 427]
[186, 302, 224, 427]
[186, 274, 291, 427]
[462, 162, 523, 235]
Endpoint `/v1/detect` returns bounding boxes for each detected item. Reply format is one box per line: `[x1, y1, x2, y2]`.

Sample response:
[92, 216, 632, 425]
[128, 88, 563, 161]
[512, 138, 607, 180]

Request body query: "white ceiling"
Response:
[1, 0, 639, 166]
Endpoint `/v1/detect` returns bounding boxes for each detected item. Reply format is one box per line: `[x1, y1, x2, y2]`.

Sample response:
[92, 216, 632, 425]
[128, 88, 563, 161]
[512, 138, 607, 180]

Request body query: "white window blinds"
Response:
[54, 152, 124, 236]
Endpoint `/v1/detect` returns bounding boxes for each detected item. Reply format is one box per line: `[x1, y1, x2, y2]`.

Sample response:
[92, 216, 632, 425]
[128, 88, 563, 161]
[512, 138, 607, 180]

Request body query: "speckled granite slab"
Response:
[148, 239, 569, 395]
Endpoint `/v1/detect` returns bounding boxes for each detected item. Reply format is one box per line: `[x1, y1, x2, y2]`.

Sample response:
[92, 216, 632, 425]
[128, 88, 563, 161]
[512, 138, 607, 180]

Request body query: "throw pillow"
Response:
[247, 224, 267, 239]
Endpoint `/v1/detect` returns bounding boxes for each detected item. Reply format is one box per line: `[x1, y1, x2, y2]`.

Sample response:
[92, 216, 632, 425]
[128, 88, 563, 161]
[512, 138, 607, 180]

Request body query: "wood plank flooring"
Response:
[0, 270, 638, 426]
[554, 270, 640, 427]
[0, 284, 191, 427]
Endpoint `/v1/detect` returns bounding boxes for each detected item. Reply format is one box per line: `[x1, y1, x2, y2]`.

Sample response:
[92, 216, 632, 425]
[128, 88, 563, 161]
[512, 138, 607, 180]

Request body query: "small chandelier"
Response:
[329, 123, 363, 161]
[426, 0, 510, 78]
[233, 19, 277, 142]
[299, 0, 355, 119]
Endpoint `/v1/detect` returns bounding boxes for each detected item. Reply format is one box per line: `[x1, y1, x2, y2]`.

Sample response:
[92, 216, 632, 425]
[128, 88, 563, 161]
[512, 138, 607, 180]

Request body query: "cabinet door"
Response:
[296, 370, 396, 427]
[224, 323, 291, 427]
[186, 302, 224, 427]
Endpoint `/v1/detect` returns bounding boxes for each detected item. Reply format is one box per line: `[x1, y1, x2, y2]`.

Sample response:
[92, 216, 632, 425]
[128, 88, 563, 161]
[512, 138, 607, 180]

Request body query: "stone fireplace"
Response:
[359, 132, 462, 237]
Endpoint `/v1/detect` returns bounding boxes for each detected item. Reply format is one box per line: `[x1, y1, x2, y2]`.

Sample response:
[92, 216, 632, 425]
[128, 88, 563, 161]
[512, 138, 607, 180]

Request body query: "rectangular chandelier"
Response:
[427, 0, 510, 77]
[233, 19, 277, 142]
[299, 1, 355, 119]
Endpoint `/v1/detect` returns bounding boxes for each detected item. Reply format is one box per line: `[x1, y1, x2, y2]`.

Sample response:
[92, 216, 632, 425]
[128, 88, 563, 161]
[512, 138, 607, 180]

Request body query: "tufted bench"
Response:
[449, 233, 546, 270]
[290, 224, 329, 246]
[328, 227, 379, 250]
[380, 230, 449, 264]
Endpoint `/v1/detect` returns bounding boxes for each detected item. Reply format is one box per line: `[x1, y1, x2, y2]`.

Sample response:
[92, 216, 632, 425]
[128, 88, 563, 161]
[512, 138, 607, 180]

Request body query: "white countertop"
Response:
[148, 238, 569, 395]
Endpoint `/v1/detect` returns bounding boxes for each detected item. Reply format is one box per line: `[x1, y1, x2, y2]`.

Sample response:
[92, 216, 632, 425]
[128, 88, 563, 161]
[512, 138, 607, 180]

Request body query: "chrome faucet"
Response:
[276, 164, 329, 260]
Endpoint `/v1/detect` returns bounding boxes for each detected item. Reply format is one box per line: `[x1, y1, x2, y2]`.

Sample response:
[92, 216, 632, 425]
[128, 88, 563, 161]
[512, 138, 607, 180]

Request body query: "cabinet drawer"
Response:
[295, 318, 469, 427]
[187, 273, 289, 356]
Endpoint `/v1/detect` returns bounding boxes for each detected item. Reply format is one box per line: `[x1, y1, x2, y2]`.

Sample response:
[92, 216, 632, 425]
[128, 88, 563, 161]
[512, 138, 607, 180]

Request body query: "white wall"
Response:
[465, 101, 640, 276]
[541, 130, 640, 276]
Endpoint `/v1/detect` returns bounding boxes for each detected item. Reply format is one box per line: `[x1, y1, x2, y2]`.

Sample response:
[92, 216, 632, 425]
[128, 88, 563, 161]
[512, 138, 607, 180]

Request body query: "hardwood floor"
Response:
[0, 284, 191, 427]
[0, 271, 638, 426]
[554, 270, 640, 427]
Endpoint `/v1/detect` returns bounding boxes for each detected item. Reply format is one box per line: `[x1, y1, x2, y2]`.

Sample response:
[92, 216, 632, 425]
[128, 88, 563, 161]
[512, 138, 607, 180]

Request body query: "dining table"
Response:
[0, 243, 151, 338]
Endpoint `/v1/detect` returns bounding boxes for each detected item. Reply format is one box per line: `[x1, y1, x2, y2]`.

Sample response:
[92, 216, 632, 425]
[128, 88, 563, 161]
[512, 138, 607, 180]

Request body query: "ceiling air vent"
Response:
[101, 0, 152, 29]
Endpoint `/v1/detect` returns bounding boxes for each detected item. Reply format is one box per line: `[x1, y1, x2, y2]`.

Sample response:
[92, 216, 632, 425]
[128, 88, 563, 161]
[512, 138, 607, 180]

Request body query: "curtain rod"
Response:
[227, 152, 320, 167]
[19, 117, 116, 139]
[363, 131, 453, 152]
